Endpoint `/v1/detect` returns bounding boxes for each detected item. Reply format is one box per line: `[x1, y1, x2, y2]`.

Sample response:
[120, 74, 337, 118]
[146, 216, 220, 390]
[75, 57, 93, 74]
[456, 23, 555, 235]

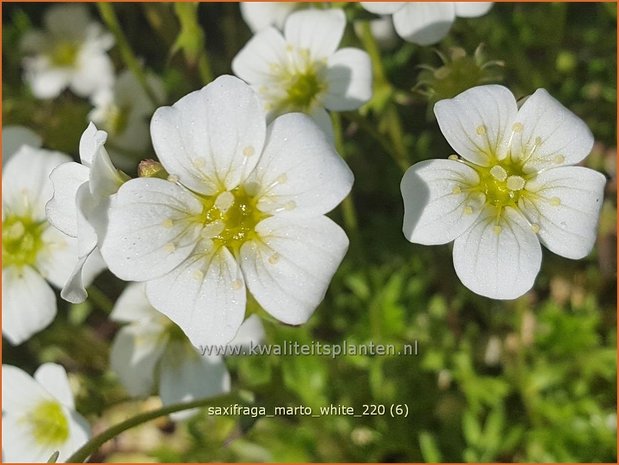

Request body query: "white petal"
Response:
[36, 225, 78, 290]
[110, 282, 158, 323]
[519, 166, 606, 259]
[146, 244, 246, 348]
[323, 48, 372, 111]
[79, 122, 104, 167]
[453, 206, 542, 300]
[232, 28, 288, 85]
[2, 365, 51, 414]
[308, 106, 335, 141]
[392, 2, 456, 45]
[434, 85, 518, 166]
[2, 414, 55, 463]
[3, 146, 71, 220]
[151, 75, 266, 195]
[284, 9, 346, 60]
[401, 159, 484, 245]
[110, 322, 167, 397]
[34, 363, 74, 409]
[159, 341, 230, 421]
[44, 4, 91, 40]
[46, 162, 90, 237]
[100, 178, 203, 281]
[70, 48, 115, 98]
[2, 126, 42, 164]
[360, 2, 404, 15]
[455, 2, 494, 18]
[229, 314, 266, 348]
[241, 215, 348, 325]
[59, 411, 91, 463]
[240, 2, 298, 32]
[24, 60, 72, 100]
[248, 113, 353, 217]
[80, 123, 122, 197]
[511, 88, 595, 173]
[2, 266, 56, 345]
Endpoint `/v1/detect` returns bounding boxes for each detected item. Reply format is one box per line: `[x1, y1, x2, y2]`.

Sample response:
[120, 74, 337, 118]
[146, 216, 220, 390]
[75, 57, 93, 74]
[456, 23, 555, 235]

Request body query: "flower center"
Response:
[26, 399, 69, 446]
[476, 161, 528, 208]
[50, 41, 79, 67]
[284, 68, 325, 111]
[199, 185, 269, 254]
[103, 103, 130, 136]
[2, 215, 46, 268]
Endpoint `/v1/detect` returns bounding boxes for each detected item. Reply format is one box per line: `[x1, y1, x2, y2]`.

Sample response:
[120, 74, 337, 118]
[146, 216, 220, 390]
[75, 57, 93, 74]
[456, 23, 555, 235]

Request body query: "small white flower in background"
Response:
[232, 8, 372, 137]
[46, 123, 125, 304]
[361, 2, 493, 45]
[401, 85, 606, 300]
[110, 283, 265, 421]
[88, 70, 166, 169]
[21, 4, 114, 99]
[100, 75, 353, 348]
[240, 2, 300, 32]
[2, 363, 90, 462]
[2, 146, 103, 344]
[2, 125, 42, 165]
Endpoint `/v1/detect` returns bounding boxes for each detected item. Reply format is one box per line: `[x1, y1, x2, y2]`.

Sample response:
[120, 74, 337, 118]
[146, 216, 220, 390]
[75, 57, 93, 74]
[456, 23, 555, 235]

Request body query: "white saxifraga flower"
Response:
[2, 146, 102, 344]
[46, 123, 125, 303]
[361, 2, 493, 45]
[240, 2, 300, 32]
[100, 75, 353, 348]
[232, 9, 372, 137]
[110, 283, 264, 420]
[2, 363, 90, 462]
[88, 70, 166, 168]
[21, 4, 114, 99]
[401, 85, 606, 299]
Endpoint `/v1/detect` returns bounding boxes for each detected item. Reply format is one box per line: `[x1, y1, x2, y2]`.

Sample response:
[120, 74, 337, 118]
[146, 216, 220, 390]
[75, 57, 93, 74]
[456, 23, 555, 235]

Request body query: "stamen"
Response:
[506, 175, 526, 191]
[476, 125, 487, 136]
[512, 122, 524, 133]
[164, 243, 176, 253]
[452, 186, 462, 195]
[214, 191, 235, 213]
[490, 165, 508, 182]
[201, 220, 225, 238]
[531, 223, 540, 233]
[243, 146, 255, 157]
[268, 253, 280, 264]
[550, 197, 561, 206]
[162, 219, 174, 229]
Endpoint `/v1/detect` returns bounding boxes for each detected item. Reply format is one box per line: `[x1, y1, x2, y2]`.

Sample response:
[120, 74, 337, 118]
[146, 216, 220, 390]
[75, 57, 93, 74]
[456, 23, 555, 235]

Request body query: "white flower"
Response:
[361, 2, 493, 45]
[240, 2, 300, 32]
[2, 363, 90, 462]
[2, 125, 42, 165]
[401, 85, 606, 299]
[232, 9, 372, 137]
[21, 4, 114, 99]
[88, 70, 166, 169]
[100, 75, 353, 348]
[2, 146, 102, 344]
[46, 123, 124, 304]
[109, 283, 264, 420]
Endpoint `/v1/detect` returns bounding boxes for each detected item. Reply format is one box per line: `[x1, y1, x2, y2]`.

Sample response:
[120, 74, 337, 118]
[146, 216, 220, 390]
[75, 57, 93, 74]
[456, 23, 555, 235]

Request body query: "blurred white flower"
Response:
[232, 9, 372, 136]
[240, 2, 300, 32]
[2, 125, 42, 165]
[361, 2, 493, 45]
[46, 123, 124, 304]
[100, 75, 353, 348]
[2, 146, 102, 344]
[401, 85, 605, 299]
[2, 363, 90, 462]
[21, 4, 114, 99]
[110, 283, 264, 420]
[88, 70, 166, 169]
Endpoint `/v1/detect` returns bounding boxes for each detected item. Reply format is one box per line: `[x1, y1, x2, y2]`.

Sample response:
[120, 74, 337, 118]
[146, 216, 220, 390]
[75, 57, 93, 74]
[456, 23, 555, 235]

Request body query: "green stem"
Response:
[331, 112, 359, 235]
[67, 392, 242, 463]
[86, 286, 115, 314]
[97, 3, 161, 106]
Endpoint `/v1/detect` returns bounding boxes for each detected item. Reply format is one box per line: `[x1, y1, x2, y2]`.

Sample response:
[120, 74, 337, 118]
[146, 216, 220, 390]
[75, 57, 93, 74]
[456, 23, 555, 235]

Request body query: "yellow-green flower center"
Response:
[283, 68, 326, 111]
[475, 159, 528, 208]
[103, 104, 130, 136]
[27, 400, 69, 446]
[50, 41, 79, 67]
[197, 185, 269, 255]
[2, 215, 46, 268]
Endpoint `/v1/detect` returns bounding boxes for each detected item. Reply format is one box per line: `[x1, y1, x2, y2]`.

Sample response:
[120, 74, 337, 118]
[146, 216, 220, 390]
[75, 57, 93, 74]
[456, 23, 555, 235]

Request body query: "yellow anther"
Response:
[553, 154, 565, 164]
[448, 154, 459, 161]
[193, 269, 204, 281]
[167, 174, 179, 184]
[512, 122, 524, 133]
[506, 175, 526, 191]
[277, 173, 288, 184]
[531, 223, 540, 233]
[214, 191, 235, 212]
[493, 225, 502, 235]
[284, 200, 296, 211]
[232, 279, 243, 290]
[476, 125, 487, 135]
[164, 243, 176, 253]
[452, 186, 462, 195]
[490, 165, 508, 182]
[463, 206, 473, 215]
[243, 146, 255, 157]
[192, 157, 206, 169]
[162, 219, 174, 229]
[268, 253, 280, 265]
[550, 197, 561, 206]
